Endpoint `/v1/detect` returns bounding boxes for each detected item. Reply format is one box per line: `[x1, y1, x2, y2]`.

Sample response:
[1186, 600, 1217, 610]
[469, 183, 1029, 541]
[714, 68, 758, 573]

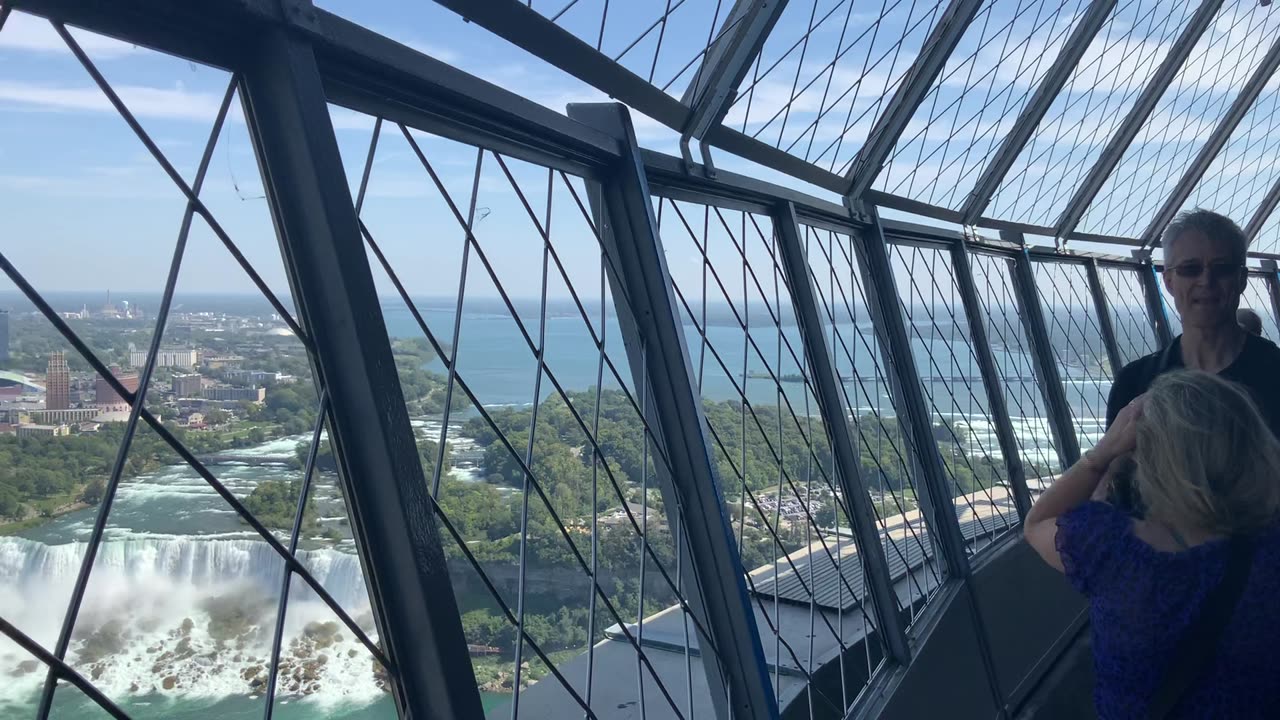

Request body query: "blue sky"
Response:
[2, 1, 1279, 305]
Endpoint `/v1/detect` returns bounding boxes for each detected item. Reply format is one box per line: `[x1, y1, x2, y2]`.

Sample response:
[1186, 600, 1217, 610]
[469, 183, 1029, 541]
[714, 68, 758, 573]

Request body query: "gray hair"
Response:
[1134, 370, 1280, 536]
[1161, 208, 1248, 263]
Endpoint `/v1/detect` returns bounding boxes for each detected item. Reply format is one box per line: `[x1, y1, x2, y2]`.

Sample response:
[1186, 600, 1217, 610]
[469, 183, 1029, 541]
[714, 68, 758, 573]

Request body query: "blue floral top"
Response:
[1056, 501, 1280, 719]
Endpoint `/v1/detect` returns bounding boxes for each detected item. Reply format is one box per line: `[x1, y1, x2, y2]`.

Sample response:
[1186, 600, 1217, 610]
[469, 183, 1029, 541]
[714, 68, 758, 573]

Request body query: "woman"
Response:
[1025, 370, 1280, 718]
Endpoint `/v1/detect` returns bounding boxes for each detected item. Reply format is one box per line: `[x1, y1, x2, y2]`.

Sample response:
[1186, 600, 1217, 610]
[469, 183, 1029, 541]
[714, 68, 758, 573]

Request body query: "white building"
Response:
[129, 348, 199, 369]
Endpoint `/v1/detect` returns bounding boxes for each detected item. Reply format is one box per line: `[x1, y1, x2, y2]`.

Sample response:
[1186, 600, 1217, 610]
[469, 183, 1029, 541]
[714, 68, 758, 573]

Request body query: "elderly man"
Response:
[1105, 210, 1280, 513]
[1106, 208, 1280, 434]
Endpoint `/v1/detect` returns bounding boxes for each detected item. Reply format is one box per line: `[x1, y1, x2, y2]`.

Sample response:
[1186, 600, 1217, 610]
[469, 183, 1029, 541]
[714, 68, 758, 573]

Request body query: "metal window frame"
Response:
[568, 101, 779, 720]
[1054, 0, 1227, 241]
[1261, 260, 1280, 335]
[950, 239, 1034, 520]
[855, 206, 1009, 717]
[1139, 33, 1280, 247]
[771, 201, 912, 665]
[959, 0, 1118, 226]
[237, 26, 484, 720]
[1005, 234, 1083, 466]
[842, 0, 985, 201]
[0, 1, 1230, 717]
[1133, 250, 1176, 347]
[679, 0, 789, 170]
[1245, 175, 1280, 246]
[1084, 258, 1125, 375]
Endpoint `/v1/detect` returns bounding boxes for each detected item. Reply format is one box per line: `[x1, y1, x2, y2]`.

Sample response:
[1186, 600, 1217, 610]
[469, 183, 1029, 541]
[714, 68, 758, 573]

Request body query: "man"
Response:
[1238, 307, 1264, 336]
[1106, 208, 1280, 435]
[1105, 210, 1280, 512]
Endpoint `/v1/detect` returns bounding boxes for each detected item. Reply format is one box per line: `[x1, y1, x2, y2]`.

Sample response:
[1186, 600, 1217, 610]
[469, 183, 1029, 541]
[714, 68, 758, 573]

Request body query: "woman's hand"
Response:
[1094, 395, 1144, 467]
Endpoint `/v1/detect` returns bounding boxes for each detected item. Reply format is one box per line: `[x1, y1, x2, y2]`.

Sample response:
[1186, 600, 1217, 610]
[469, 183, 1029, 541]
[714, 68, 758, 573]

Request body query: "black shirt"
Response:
[1104, 333, 1280, 436]
[1105, 333, 1280, 514]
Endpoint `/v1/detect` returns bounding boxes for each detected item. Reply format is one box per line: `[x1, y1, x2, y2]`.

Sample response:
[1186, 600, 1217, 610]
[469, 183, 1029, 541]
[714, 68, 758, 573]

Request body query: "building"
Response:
[30, 408, 100, 424]
[201, 354, 245, 370]
[95, 365, 140, 409]
[203, 386, 266, 403]
[45, 351, 70, 410]
[0, 309, 9, 364]
[222, 369, 294, 386]
[16, 423, 70, 438]
[172, 373, 203, 398]
[129, 347, 198, 369]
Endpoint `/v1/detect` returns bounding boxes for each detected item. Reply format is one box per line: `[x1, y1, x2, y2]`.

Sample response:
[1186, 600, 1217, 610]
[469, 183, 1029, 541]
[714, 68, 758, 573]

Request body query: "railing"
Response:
[1, 1, 1274, 720]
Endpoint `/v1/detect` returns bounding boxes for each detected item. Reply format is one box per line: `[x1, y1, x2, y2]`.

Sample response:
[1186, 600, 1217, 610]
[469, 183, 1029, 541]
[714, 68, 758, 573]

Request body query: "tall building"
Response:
[96, 365, 140, 409]
[45, 351, 70, 411]
[172, 373, 203, 398]
[0, 310, 9, 364]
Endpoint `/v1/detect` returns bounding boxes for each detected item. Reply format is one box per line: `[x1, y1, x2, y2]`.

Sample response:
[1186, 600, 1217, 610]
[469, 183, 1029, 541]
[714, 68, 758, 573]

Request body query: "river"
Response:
[1, 307, 1111, 717]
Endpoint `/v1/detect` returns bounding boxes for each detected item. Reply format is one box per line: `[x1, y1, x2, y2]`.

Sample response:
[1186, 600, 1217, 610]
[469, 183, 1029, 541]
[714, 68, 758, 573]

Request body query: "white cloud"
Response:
[0, 12, 140, 58]
[0, 79, 375, 132]
[0, 79, 224, 120]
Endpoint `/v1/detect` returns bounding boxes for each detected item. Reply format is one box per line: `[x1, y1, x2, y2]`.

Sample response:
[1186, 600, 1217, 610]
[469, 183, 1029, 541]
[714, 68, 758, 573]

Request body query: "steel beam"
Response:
[960, 0, 1118, 225]
[1133, 251, 1175, 347]
[1054, 0, 1225, 241]
[568, 101, 778, 720]
[1262, 260, 1280, 338]
[858, 208, 1012, 716]
[1084, 259, 1125, 373]
[1246, 173, 1280, 246]
[854, 205, 972, 578]
[681, 0, 789, 144]
[843, 0, 985, 200]
[771, 201, 911, 665]
[1008, 236, 1082, 466]
[950, 238, 1033, 519]
[432, 0, 691, 130]
[1140, 33, 1280, 247]
[237, 27, 483, 720]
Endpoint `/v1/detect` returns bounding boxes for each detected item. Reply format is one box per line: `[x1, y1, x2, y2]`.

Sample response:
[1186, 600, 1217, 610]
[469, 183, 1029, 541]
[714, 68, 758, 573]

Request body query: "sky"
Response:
[1, 0, 1278, 309]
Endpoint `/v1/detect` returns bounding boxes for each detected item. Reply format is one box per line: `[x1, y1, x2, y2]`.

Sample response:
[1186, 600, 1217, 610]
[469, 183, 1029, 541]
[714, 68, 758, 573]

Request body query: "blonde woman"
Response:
[1025, 370, 1280, 718]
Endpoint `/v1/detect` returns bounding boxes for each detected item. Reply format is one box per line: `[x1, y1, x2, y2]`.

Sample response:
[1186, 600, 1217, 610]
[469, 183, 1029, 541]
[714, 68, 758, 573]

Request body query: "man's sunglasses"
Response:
[1168, 261, 1243, 279]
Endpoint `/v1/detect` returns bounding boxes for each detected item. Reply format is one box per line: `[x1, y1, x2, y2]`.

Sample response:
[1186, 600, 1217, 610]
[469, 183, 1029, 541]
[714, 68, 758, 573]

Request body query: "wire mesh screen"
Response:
[875, 0, 1090, 211]
[1152, 266, 1184, 338]
[1076, 4, 1280, 239]
[1254, 207, 1280, 255]
[724, 0, 949, 176]
[1241, 274, 1280, 343]
[1178, 73, 1280, 223]
[343, 111, 732, 718]
[653, 198, 892, 716]
[965, 250, 1063, 493]
[1095, 264, 1159, 366]
[985, 0, 1198, 226]
[798, 224, 948, 625]
[0, 15, 388, 719]
[1030, 260, 1112, 452]
[884, 242, 1019, 554]
[527, 0, 736, 97]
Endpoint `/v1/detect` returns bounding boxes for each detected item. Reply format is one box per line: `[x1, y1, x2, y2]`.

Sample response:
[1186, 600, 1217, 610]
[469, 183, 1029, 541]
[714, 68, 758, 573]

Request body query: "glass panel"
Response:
[345, 106, 712, 717]
[887, 241, 1019, 555]
[1031, 261, 1112, 452]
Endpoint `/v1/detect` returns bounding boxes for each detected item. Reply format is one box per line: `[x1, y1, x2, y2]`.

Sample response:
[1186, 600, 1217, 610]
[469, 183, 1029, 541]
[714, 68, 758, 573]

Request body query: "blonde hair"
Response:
[1134, 370, 1280, 535]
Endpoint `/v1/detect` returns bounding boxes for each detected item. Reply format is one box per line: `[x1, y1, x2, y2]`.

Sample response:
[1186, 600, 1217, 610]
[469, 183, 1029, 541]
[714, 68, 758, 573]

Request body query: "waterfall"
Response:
[0, 536, 382, 711]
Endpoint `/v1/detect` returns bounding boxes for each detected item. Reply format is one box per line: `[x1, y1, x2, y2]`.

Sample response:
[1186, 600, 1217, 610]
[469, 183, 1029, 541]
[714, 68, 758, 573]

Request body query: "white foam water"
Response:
[0, 535, 384, 714]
